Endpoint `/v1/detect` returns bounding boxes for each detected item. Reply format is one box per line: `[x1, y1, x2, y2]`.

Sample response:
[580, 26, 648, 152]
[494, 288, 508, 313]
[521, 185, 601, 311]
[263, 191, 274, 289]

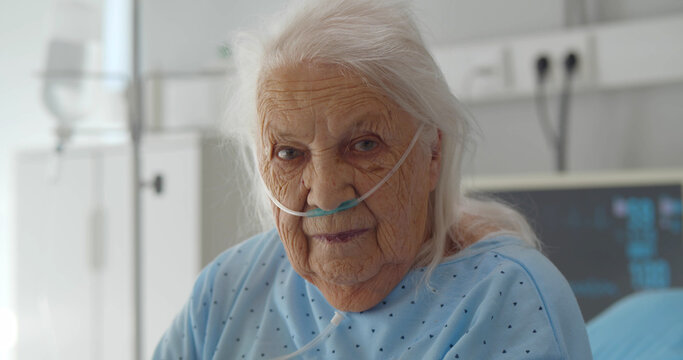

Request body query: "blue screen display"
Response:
[478, 184, 683, 321]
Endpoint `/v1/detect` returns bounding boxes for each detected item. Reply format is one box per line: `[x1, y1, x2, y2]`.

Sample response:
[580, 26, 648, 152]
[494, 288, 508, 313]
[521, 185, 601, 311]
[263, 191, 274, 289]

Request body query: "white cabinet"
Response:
[16, 151, 119, 360]
[15, 132, 258, 360]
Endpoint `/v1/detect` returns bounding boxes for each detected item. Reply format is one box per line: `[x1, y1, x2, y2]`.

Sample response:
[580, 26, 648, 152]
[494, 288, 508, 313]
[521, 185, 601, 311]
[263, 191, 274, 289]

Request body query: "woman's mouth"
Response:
[312, 228, 369, 243]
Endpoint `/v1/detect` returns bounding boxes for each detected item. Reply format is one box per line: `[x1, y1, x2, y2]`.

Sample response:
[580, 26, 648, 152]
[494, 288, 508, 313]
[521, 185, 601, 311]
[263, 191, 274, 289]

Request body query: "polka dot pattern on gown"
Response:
[152, 229, 592, 359]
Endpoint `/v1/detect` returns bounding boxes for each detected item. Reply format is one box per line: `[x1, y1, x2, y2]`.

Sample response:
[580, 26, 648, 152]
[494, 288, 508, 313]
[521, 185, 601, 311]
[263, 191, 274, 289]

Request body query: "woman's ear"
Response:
[429, 129, 442, 191]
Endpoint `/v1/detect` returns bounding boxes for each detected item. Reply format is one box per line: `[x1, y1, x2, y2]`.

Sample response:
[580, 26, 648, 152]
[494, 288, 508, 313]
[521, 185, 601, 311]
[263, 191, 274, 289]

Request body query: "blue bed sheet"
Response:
[587, 288, 683, 360]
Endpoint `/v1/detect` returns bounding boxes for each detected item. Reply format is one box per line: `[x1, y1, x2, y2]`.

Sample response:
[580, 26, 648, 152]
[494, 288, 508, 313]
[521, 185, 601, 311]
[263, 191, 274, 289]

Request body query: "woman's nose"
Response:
[303, 157, 355, 211]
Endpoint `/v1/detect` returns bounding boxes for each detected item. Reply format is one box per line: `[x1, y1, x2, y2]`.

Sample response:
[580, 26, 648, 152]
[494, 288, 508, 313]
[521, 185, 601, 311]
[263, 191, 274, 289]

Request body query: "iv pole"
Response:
[41, 3, 229, 358]
[130, 0, 144, 359]
[38, 0, 145, 357]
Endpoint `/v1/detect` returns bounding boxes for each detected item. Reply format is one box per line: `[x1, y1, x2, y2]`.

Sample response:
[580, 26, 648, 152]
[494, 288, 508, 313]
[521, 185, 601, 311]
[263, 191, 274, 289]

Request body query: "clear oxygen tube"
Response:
[272, 311, 346, 360]
[262, 123, 425, 217]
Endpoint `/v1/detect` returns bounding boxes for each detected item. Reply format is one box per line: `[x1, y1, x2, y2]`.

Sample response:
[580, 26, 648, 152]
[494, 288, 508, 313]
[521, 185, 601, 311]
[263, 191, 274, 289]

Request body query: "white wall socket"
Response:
[509, 29, 596, 95]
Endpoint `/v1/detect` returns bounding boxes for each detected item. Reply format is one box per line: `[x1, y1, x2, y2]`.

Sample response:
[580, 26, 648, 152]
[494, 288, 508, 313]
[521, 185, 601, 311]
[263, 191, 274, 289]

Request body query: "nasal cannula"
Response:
[264, 124, 423, 358]
[263, 123, 425, 217]
[271, 311, 346, 360]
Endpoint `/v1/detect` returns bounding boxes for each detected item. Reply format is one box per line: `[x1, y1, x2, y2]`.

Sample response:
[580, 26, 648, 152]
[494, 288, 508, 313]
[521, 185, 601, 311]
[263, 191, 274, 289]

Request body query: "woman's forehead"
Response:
[258, 64, 409, 136]
[259, 65, 386, 117]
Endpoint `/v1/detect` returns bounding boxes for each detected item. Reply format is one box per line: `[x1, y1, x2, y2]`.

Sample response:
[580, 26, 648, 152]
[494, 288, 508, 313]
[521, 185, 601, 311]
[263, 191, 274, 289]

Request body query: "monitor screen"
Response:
[465, 171, 683, 321]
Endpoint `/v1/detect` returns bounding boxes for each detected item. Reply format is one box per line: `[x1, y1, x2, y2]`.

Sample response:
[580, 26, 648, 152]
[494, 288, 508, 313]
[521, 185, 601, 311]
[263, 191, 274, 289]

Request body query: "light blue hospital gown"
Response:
[153, 229, 592, 359]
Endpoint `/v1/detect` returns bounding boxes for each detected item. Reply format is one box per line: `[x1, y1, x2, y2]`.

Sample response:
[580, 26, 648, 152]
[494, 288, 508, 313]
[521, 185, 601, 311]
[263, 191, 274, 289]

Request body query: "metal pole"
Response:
[130, 0, 144, 359]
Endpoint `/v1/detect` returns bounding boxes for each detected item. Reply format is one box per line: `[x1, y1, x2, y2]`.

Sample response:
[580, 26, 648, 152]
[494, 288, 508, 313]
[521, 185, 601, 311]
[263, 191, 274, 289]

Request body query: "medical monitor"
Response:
[464, 170, 683, 321]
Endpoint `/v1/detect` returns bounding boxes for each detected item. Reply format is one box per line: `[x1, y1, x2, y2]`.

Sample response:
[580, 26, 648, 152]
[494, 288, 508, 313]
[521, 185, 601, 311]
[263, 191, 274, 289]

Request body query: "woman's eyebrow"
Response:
[265, 126, 308, 143]
[262, 104, 392, 142]
[261, 111, 310, 141]
[344, 109, 391, 134]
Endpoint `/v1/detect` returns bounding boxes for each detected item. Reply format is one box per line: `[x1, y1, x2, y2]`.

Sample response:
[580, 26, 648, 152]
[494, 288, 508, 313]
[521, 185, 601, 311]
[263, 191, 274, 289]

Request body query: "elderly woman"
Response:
[154, 0, 591, 359]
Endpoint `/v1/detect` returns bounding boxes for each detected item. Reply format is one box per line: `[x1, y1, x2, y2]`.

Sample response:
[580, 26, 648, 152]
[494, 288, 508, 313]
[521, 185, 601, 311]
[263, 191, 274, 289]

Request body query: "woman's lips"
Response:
[312, 228, 369, 243]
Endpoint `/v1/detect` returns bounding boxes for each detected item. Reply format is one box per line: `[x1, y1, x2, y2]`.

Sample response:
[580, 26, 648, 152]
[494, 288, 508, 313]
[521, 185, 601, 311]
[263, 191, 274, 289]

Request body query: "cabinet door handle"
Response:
[142, 174, 164, 195]
[152, 174, 164, 195]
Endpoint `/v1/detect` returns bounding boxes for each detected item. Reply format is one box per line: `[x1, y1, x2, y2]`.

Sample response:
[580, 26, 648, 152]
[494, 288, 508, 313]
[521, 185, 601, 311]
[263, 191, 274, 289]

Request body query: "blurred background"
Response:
[1, 0, 682, 359]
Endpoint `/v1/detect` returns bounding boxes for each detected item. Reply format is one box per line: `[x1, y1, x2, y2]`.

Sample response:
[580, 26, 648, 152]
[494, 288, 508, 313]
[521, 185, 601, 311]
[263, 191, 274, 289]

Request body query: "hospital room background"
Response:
[1, 0, 682, 359]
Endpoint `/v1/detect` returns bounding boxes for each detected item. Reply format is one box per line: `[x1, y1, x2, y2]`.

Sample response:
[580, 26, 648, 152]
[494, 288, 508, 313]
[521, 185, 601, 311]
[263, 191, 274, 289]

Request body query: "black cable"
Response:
[534, 55, 558, 150]
[557, 52, 578, 172]
[533, 52, 579, 173]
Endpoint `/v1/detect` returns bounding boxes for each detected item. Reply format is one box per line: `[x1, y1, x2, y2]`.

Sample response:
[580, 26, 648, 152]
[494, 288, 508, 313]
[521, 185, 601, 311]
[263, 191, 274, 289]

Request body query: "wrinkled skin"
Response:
[256, 63, 441, 312]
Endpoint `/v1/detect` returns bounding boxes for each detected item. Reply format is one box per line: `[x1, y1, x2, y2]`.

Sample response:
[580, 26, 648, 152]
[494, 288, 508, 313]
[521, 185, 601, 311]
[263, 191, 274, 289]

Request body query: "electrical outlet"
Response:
[510, 29, 595, 95]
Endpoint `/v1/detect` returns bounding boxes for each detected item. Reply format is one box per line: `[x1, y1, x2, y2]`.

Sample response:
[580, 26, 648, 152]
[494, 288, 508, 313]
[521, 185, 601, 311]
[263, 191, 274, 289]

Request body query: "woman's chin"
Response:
[315, 259, 379, 285]
[314, 280, 388, 312]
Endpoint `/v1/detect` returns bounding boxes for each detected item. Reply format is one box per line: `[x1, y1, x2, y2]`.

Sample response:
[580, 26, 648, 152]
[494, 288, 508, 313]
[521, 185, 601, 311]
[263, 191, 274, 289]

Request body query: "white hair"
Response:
[222, 0, 540, 278]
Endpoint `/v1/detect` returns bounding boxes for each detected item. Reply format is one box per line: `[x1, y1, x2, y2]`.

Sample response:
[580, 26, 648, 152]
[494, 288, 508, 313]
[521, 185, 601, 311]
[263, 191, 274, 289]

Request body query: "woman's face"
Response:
[257, 64, 440, 312]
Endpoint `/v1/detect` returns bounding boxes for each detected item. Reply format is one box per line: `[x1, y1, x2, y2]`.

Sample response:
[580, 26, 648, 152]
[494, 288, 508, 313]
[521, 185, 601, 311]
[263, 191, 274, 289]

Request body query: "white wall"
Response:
[140, 0, 566, 72]
[141, 0, 287, 72]
[139, 0, 683, 69]
[413, 0, 565, 44]
[138, 0, 683, 177]
[591, 0, 683, 23]
[464, 83, 683, 175]
[0, 0, 54, 358]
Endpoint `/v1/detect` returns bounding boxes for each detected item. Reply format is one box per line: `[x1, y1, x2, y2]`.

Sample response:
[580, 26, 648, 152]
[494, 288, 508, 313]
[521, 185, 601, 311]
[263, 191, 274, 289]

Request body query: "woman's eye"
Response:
[353, 139, 378, 152]
[276, 148, 303, 160]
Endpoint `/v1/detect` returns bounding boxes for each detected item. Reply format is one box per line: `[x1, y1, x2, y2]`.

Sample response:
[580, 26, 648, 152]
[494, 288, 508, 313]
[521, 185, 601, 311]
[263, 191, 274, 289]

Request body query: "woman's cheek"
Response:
[375, 221, 407, 259]
[377, 163, 426, 260]
[263, 163, 306, 212]
[276, 209, 310, 273]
